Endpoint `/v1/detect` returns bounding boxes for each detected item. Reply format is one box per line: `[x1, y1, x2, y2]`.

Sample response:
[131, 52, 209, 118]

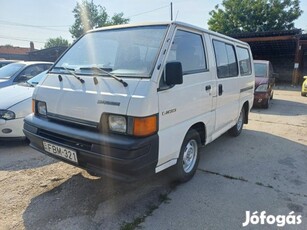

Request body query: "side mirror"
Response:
[165, 62, 183, 86]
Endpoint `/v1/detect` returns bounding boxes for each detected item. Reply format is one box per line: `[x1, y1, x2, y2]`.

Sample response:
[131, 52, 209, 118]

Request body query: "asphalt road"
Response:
[0, 86, 306, 230]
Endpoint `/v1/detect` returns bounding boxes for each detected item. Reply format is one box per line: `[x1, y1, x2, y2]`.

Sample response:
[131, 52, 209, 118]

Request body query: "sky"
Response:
[0, 0, 306, 49]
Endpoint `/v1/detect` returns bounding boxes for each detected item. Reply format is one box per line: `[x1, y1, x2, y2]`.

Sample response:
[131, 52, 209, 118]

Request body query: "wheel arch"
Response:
[189, 122, 206, 145]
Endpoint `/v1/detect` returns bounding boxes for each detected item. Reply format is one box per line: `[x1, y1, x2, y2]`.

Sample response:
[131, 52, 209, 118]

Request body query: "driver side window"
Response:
[15, 65, 44, 82]
[167, 30, 207, 75]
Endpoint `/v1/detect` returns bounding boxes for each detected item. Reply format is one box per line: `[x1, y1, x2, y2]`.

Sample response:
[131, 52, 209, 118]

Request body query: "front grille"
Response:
[47, 113, 100, 133]
[39, 129, 92, 151]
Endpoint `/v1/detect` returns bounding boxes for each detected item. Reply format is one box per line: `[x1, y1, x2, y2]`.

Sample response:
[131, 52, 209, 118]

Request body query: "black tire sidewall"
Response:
[175, 129, 201, 182]
[229, 107, 245, 137]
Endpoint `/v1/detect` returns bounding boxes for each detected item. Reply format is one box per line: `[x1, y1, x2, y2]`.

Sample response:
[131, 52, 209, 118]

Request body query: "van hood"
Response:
[0, 84, 34, 109]
[255, 77, 268, 87]
[34, 73, 141, 123]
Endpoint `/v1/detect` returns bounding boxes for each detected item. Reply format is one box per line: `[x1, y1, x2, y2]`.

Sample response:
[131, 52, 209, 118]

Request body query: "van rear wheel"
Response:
[174, 129, 200, 182]
[229, 107, 245, 137]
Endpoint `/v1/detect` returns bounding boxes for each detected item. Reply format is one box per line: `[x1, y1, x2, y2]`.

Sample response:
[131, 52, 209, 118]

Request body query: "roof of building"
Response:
[0, 46, 35, 55]
[230, 29, 307, 57]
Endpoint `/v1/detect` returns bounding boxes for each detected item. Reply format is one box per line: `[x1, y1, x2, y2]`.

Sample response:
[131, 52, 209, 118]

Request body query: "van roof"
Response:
[89, 21, 249, 46]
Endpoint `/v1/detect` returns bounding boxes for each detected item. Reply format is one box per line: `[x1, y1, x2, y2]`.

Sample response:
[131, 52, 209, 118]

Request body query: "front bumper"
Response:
[0, 117, 25, 139]
[23, 114, 159, 181]
[253, 92, 269, 106]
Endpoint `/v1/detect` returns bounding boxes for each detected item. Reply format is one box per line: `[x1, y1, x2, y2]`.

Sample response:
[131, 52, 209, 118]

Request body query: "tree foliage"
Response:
[208, 0, 303, 34]
[44, 37, 70, 49]
[69, 0, 129, 39]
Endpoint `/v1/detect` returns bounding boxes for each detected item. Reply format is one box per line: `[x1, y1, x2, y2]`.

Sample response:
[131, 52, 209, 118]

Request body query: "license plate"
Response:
[43, 141, 78, 163]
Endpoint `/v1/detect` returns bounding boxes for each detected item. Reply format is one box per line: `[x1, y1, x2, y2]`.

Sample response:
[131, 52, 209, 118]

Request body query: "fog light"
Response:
[2, 128, 12, 134]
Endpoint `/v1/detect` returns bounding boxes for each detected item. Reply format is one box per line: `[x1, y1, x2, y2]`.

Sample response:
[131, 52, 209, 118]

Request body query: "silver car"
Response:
[0, 61, 52, 88]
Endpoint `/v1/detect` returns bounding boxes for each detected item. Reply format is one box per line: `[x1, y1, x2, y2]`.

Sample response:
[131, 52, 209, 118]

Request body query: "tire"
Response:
[174, 129, 200, 182]
[229, 107, 245, 137]
[263, 98, 269, 109]
[302, 92, 306, 97]
[270, 92, 273, 100]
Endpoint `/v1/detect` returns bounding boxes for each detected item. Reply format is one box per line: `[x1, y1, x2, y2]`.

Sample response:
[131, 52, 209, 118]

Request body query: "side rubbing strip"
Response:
[240, 86, 253, 93]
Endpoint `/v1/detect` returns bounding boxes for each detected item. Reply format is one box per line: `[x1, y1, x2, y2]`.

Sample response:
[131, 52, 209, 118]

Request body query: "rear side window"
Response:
[167, 30, 207, 74]
[237, 47, 252, 76]
[213, 40, 238, 78]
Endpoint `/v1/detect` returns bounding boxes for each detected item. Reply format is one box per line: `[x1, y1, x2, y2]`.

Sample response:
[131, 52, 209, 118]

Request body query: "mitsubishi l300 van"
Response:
[24, 22, 254, 182]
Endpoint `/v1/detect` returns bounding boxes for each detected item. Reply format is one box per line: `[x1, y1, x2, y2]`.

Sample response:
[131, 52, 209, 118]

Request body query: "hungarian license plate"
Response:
[43, 141, 78, 163]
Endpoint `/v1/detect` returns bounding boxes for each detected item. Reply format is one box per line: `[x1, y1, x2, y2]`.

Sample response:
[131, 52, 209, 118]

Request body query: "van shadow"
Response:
[199, 129, 307, 195]
[0, 140, 57, 171]
[22, 170, 174, 230]
[251, 98, 307, 116]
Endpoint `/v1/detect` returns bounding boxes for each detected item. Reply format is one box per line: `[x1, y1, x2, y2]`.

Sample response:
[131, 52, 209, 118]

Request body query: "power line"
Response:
[127, 5, 170, 18]
[0, 35, 45, 44]
[0, 20, 69, 32]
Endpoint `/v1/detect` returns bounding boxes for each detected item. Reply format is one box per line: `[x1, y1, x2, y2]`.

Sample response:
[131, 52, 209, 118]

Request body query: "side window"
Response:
[213, 40, 238, 78]
[167, 30, 207, 74]
[15, 65, 45, 82]
[237, 47, 252, 76]
[269, 62, 274, 77]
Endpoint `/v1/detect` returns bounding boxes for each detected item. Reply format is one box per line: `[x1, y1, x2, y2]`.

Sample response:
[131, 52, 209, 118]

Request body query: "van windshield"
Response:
[254, 63, 267, 78]
[52, 25, 168, 78]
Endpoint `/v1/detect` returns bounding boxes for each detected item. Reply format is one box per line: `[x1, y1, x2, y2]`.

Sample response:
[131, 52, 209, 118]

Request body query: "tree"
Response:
[44, 37, 70, 49]
[69, 0, 129, 39]
[208, 0, 303, 34]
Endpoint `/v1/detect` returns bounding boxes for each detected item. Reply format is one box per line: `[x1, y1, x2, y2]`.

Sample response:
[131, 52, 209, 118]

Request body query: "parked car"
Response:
[24, 21, 254, 182]
[253, 60, 277, 108]
[0, 59, 18, 68]
[0, 61, 52, 88]
[0, 70, 47, 140]
[301, 76, 307, 96]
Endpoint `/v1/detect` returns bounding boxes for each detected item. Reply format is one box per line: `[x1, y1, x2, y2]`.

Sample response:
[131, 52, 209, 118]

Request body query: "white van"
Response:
[24, 22, 254, 182]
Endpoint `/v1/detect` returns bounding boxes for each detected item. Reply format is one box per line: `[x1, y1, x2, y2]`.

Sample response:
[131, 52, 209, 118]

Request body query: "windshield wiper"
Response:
[52, 66, 85, 84]
[62, 66, 85, 84]
[80, 67, 128, 87]
[22, 82, 35, 87]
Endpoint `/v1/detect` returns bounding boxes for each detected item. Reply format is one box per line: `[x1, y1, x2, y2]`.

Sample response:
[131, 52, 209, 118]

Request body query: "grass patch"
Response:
[120, 193, 171, 230]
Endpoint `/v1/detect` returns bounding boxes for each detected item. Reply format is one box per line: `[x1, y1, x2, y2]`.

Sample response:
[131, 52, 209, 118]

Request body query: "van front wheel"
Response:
[229, 107, 245, 137]
[174, 129, 200, 182]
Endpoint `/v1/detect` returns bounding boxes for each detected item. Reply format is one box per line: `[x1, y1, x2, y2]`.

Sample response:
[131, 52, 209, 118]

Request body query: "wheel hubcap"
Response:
[183, 139, 198, 173]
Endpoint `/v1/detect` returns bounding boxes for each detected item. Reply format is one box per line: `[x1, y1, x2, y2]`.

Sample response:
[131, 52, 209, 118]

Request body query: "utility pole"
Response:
[170, 2, 173, 21]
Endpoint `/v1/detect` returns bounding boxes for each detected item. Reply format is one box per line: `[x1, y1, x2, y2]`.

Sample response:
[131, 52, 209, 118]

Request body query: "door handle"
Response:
[205, 85, 211, 91]
[218, 84, 223, 96]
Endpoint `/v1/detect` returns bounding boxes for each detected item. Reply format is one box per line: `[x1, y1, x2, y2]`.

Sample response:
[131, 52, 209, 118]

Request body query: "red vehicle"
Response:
[253, 60, 277, 108]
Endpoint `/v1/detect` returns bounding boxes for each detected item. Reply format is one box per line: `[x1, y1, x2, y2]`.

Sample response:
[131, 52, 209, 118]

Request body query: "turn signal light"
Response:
[32, 100, 35, 113]
[133, 115, 157, 137]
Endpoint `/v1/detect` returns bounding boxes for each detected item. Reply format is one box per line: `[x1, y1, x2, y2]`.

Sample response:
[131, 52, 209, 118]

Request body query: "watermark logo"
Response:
[242, 211, 302, 227]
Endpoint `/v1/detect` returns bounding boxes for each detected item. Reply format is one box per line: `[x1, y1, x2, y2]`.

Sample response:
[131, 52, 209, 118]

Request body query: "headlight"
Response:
[255, 84, 268, 92]
[108, 115, 127, 133]
[0, 110, 15, 120]
[36, 101, 47, 116]
[106, 114, 158, 137]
